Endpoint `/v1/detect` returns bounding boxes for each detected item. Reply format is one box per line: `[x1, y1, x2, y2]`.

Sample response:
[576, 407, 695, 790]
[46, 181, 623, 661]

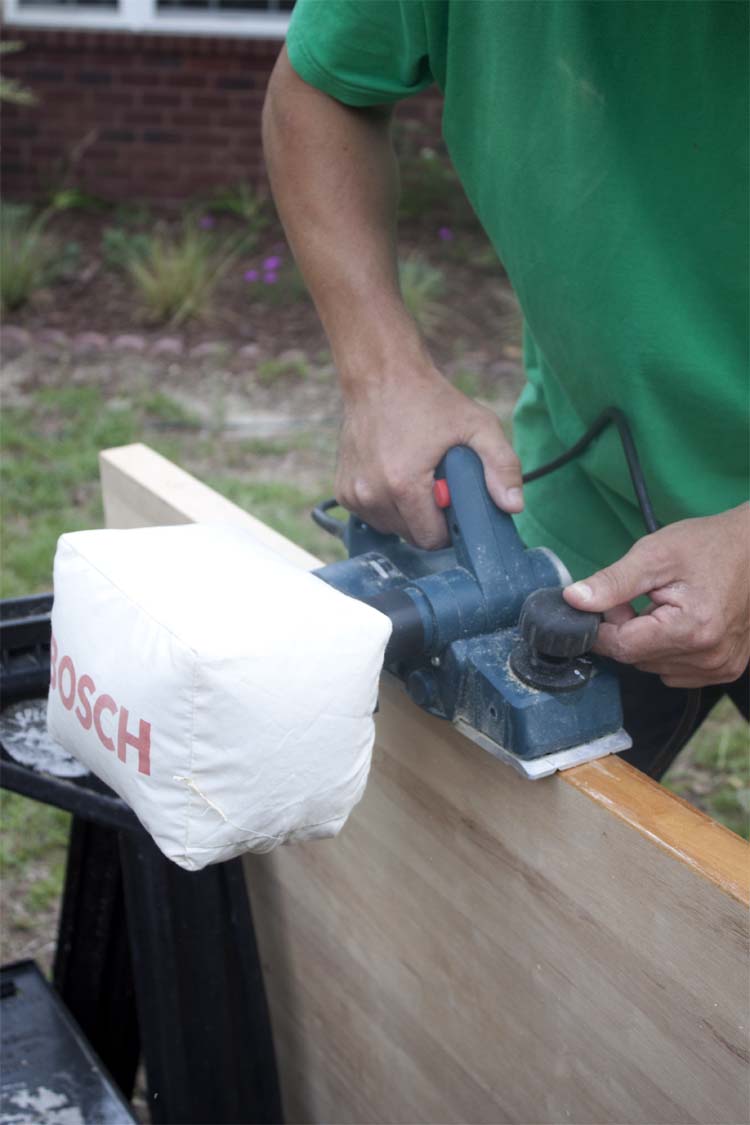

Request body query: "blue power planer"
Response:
[312, 445, 631, 779]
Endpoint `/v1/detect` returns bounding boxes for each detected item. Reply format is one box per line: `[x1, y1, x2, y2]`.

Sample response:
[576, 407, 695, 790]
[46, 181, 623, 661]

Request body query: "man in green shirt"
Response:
[263, 0, 749, 775]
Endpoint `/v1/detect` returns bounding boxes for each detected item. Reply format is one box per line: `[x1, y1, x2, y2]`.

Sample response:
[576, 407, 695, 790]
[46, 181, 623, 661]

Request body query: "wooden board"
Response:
[101, 443, 750, 1125]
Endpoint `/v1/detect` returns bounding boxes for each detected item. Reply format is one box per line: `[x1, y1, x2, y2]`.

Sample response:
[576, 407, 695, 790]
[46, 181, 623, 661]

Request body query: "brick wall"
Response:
[2, 27, 443, 204]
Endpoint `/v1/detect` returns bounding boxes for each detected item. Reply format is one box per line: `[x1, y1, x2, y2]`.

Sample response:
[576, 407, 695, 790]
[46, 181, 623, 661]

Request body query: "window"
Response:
[5, 0, 292, 36]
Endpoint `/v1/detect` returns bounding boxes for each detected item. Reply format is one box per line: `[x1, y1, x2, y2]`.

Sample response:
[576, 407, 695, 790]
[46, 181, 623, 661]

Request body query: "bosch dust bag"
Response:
[47, 523, 391, 871]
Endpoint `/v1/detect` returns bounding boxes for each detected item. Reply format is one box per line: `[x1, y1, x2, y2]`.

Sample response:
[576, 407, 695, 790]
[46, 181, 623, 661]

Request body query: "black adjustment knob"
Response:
[510, 587, 600, 693]
[518, 587, 600, 659]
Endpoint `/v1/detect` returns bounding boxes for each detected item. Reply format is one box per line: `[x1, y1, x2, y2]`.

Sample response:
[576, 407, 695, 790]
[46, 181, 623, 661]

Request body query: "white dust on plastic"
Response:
[0, 699, 87, 777]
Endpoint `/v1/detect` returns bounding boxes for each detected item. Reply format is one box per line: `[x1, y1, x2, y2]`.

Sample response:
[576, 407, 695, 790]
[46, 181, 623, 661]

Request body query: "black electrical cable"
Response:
[521, 404, 700, 771]
[521, 406, 660, 534]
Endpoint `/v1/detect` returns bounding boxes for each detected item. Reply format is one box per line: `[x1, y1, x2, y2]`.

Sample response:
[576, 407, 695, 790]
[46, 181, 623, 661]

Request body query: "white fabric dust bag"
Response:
[47, 523, 391, 871]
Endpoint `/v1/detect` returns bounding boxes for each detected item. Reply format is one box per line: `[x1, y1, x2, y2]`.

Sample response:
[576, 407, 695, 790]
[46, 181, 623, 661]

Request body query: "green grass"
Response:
[398, 253, 446, 335]
[257, 355, 309, 383]
[0, 384, 341, 598]
[0, 791, 71, 921]
[204, 475, 344, 562]
[1, 389, 132, 595]
[663, 697, 749, 838]
[1, 387, 153, 595]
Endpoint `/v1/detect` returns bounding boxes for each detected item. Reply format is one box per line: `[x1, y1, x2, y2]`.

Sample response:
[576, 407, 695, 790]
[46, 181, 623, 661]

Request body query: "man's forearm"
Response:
[263, 47, 426, 388]
[263, 48, 524, 548]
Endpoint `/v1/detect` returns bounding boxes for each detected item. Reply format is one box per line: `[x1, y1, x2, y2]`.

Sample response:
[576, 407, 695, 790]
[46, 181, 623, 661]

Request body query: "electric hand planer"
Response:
[312, 445, 632, 779]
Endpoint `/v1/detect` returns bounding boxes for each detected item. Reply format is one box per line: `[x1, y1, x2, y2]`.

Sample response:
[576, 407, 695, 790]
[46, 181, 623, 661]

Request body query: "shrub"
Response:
[398, 253, 446, 335]
[47, 187, 108, 213]
[0, 206, 57, 312]
[207, 183, 269, 238]
[0, 42, 36, 107]
[394, 120, 478, 229]
[101, 226, 152, 271]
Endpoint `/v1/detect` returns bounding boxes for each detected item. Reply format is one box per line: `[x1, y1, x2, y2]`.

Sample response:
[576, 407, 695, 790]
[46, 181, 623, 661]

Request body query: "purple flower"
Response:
[438, 226, 454, 242]
[243, 269, 259, 282]
[199, 215, 216, 229]
[263, 255, 282, 271]
[264, 272, 279, 285]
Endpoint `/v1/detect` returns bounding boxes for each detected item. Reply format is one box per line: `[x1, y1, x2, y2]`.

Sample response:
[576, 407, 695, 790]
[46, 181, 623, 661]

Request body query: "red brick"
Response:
[233, 95, 266, 112]
[184, 53, 242, 72]
[144, 93, 183, 108]
[188, 132, 230, 148]
[192, 96, 230, 111]
[165, 73, 207, 89]
[121, 70, 164, 86]
[90, 91, 136, 107]
[215, 115, 256, 130]
[170, 112, 213, 128]
[126, 112, 166, 126]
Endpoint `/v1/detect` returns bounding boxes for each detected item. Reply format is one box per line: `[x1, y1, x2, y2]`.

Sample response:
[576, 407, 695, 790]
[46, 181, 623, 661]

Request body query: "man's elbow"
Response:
[263, 45, 392, 147]
[262, 46, 295, 153]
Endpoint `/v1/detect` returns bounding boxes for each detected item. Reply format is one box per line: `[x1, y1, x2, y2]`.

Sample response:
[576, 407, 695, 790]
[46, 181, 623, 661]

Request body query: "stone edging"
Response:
[0, 326, 262, 363]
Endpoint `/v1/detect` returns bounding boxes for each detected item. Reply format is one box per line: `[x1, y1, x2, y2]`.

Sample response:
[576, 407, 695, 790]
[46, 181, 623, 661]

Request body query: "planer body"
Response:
[313, 446, 631, 779]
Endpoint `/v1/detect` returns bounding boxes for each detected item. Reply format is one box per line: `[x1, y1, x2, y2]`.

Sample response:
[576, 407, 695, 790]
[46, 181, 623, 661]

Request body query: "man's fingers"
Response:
[564, 537, 672, 613]
[394, 480, 450, 549]
[352, 502, 412, 543]
[469, 430, 524, 514]
[603, 603, 637, 627]
[594, 610, 683, 664]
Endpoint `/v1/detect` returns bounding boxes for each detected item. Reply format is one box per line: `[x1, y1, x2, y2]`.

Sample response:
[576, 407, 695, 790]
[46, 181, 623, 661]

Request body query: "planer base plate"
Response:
[454, 720, 633, 780]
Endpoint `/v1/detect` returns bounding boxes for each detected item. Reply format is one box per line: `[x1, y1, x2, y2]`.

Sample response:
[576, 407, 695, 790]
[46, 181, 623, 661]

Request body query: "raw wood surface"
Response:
[101, 443, 750, 1125]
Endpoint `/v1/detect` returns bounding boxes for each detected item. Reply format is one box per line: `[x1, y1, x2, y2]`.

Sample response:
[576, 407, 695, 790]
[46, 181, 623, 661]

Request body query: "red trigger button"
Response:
[433, 479, 451, 509]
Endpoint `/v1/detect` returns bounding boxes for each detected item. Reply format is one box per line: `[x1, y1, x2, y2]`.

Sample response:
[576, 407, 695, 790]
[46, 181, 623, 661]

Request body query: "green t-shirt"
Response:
[287, 0, 749, 578]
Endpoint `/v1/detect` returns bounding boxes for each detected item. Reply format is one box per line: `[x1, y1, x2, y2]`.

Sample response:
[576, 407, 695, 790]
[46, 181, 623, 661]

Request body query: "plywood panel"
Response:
[100, 443, 750, 1125]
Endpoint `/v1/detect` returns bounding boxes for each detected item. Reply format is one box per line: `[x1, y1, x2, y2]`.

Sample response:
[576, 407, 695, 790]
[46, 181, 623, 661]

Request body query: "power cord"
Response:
[521, 406, 659, 534]
[521, 405, 700, 775]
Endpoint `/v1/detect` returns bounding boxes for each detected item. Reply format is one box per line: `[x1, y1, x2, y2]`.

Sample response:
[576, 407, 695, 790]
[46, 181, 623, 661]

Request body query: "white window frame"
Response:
[5, 0, 290, 38]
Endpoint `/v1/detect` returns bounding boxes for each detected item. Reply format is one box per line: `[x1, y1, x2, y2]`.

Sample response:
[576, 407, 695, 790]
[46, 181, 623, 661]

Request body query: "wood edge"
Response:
[563, 755, 750, 906]
[100, 443, 750, 908]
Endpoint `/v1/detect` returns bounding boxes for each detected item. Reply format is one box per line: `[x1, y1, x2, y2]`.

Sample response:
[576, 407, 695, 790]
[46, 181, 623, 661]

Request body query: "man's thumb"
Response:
[563, 545, 653, 613]
[470, 433, 524, 514]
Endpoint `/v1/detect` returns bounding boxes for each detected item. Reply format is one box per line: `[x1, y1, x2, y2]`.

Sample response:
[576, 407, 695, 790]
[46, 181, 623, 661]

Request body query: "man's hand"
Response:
[336, 361, 523, 549]
[564, 504, 750, 688]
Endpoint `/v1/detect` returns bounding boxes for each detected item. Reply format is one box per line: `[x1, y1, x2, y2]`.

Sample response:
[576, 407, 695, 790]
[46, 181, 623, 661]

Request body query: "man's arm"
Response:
[263, 47, 524, 549]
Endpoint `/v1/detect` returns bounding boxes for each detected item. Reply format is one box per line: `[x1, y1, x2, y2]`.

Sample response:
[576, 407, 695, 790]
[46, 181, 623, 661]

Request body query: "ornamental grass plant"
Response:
[127, 224, 239, 326]
[0, 205, 58, 313]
